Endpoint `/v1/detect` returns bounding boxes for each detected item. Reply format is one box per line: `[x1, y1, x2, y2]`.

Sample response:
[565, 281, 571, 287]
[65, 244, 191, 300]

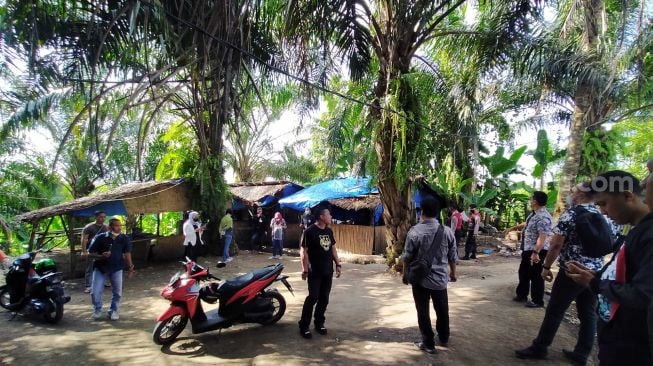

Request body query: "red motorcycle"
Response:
[153, 258, 293, 345]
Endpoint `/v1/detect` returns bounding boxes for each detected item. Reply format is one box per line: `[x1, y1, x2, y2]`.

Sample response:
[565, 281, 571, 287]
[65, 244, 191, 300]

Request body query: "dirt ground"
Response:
[0, 250, 598, 366]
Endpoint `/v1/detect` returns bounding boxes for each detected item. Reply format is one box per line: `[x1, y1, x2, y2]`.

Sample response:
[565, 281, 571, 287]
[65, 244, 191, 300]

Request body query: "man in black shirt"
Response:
[298, 208, 342, 339]
[300, 207, 315, 232]
[249, 206, 267, 253]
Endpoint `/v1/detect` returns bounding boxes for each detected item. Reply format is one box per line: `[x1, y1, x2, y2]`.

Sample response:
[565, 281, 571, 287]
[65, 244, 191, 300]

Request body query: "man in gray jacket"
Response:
[402, 196, 457, 354]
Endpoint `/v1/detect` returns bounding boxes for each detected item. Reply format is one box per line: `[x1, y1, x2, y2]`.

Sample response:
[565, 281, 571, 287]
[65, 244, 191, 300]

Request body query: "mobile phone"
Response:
[567, 260, 588, 271]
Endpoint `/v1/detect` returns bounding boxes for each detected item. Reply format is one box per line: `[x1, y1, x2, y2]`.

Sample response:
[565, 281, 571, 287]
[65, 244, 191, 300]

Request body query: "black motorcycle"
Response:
[0, 251, 70, 323]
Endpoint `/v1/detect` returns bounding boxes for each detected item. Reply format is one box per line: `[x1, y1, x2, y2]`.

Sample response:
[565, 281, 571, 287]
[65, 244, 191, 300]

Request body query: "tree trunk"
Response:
[554, 0, 604, 216]
[371, 56, 416, 270]
[0, 217, 13, 253]
[555, 93, 588, 216]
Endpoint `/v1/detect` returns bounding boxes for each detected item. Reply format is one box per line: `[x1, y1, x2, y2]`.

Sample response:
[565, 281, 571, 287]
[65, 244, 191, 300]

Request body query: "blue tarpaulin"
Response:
[279, 177, 378, 211]
[413, 182, 447, 221]
[258, 184, 303, 207]
[71, 200, 128, 217]
[231, 183, 304, 209]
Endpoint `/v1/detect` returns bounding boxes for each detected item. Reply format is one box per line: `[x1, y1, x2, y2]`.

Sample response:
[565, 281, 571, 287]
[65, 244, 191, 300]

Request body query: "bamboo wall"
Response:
[332, 224, 375, 255]
[374, 226, 388, 255]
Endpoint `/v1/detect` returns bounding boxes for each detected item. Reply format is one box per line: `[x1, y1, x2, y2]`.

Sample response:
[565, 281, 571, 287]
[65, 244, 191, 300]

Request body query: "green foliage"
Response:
[532, 130, 566, 178]
[479, 146, 527, 177]
[155, 123, 199, 180]
[613, 120, 653, 178]
[265, 145, 318, 185]
[458, 189, 499, 208]
[139, 212, 182, 237]
[578, 128, 624, 180]
[0, 159, 66, 253]
[311, 76, 376, 178]
[428, 154, 473, 202]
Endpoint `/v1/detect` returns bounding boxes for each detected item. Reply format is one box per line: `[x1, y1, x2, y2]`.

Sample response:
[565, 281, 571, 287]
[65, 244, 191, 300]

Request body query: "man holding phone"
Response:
[88, 217, 135, 321]
[566, 171, 653, 366]
[516, 183, 611, 364]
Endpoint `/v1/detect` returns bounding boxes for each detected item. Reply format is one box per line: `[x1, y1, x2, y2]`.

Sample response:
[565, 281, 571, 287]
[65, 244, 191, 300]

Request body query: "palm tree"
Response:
[1, 0, 285, 237]
[514, 0, 653, 215]
[285, 1, 541, 267]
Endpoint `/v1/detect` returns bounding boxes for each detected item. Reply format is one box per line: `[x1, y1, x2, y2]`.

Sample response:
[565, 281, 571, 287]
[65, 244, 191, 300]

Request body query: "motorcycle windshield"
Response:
[169, 272, 182, 286]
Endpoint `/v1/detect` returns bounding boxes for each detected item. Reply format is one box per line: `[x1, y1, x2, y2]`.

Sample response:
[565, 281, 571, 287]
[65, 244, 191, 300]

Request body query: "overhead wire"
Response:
[74, 0, 545, 148]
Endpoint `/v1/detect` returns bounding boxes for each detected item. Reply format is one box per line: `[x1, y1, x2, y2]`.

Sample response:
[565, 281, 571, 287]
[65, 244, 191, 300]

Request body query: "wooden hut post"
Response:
[36, 216, 55, 249]
[27, 219, 40, 252]
[61, 215, 76, 275]
[156, 213, 161, 236]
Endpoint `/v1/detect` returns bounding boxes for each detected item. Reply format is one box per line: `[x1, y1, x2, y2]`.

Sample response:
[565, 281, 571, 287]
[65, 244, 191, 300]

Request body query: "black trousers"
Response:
[412, 284, 450, 348]
[464, 231, 477, 258]
[516, 250, 547, 305]
[299, 272, 333, 329]
[454, 229, 463, 246]
[249, 231, 264, 251]
[532, 270, 597, 359]
[184, 244, 199, 261]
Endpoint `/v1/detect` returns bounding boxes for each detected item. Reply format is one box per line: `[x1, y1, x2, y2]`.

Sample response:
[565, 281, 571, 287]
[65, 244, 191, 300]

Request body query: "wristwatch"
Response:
[542, 265, 551, 270]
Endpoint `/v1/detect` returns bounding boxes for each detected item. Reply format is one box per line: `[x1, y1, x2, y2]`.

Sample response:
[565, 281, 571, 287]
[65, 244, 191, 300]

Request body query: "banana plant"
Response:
[458, 189, 499, 209]
[428, 154, 474, 203]
[531, 130, 566, 190]
[479, 145, 528, 178]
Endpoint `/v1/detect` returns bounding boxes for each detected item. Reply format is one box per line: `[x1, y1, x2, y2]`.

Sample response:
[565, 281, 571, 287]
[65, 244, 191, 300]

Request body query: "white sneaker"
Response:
[92, 309, 102, 320]
[109, 310, 119, 321]
[225, 258, 234, 263]
[269, 256, 276, 259]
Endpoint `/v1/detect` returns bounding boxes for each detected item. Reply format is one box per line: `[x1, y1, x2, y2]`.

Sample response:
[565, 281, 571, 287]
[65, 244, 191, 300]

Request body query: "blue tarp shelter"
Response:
[279, 177, 383, 225]
[413, 179, 448, 221]
[229, 181, 304, 208]
[279, 177, 378, 211]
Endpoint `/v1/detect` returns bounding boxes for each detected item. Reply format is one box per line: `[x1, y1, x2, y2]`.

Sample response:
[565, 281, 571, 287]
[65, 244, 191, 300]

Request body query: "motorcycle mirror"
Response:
[216, 262, 226, 268]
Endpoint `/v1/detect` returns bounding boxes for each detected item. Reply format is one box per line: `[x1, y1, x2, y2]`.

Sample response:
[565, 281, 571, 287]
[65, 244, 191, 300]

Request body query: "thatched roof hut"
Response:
[328, 194, 381, 211]
[229, 181, 303, 207]
[15, 179, 192, 223]
[14, 179, 194, 274]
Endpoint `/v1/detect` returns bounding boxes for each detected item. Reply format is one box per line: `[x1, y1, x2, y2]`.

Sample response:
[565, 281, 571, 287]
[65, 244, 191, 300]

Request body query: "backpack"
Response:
[572, 206, 614, 258]
[405, 225, 445, 285]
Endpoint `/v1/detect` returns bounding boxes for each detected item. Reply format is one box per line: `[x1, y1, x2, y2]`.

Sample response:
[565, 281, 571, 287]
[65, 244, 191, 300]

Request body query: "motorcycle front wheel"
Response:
[43, 298, 64, 324]
[258, 290, 286, 326]
[0, 288, 12, 310]
[152, 314, 188, 345]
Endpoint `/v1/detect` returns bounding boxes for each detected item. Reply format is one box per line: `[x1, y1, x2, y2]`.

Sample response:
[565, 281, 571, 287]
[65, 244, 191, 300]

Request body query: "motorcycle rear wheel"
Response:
[153, 314, 188, 345]
[258, 290, 286, 325]
[43, 298, 64, 324]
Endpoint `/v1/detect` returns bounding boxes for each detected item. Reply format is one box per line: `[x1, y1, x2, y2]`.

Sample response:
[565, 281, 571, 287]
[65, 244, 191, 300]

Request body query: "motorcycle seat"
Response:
[220, 264, 281, 293]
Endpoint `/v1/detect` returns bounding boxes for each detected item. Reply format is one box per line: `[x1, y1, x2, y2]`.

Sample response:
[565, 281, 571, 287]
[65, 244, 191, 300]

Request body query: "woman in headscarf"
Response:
[269, 212, 287, 259]
[183, 211, 204, 261]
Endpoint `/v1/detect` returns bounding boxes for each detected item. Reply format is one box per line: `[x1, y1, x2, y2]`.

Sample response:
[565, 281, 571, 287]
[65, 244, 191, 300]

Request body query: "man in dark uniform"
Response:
[298, 208, 342, 339]
[249, 206, 267, 253]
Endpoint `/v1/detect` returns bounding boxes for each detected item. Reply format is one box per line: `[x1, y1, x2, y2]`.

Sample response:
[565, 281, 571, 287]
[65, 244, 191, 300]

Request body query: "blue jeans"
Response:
[91, 269, 123, 313]
[531, 270, 597, 359]
[272, 239, 283, 257]
[223, 230, 233, 260]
